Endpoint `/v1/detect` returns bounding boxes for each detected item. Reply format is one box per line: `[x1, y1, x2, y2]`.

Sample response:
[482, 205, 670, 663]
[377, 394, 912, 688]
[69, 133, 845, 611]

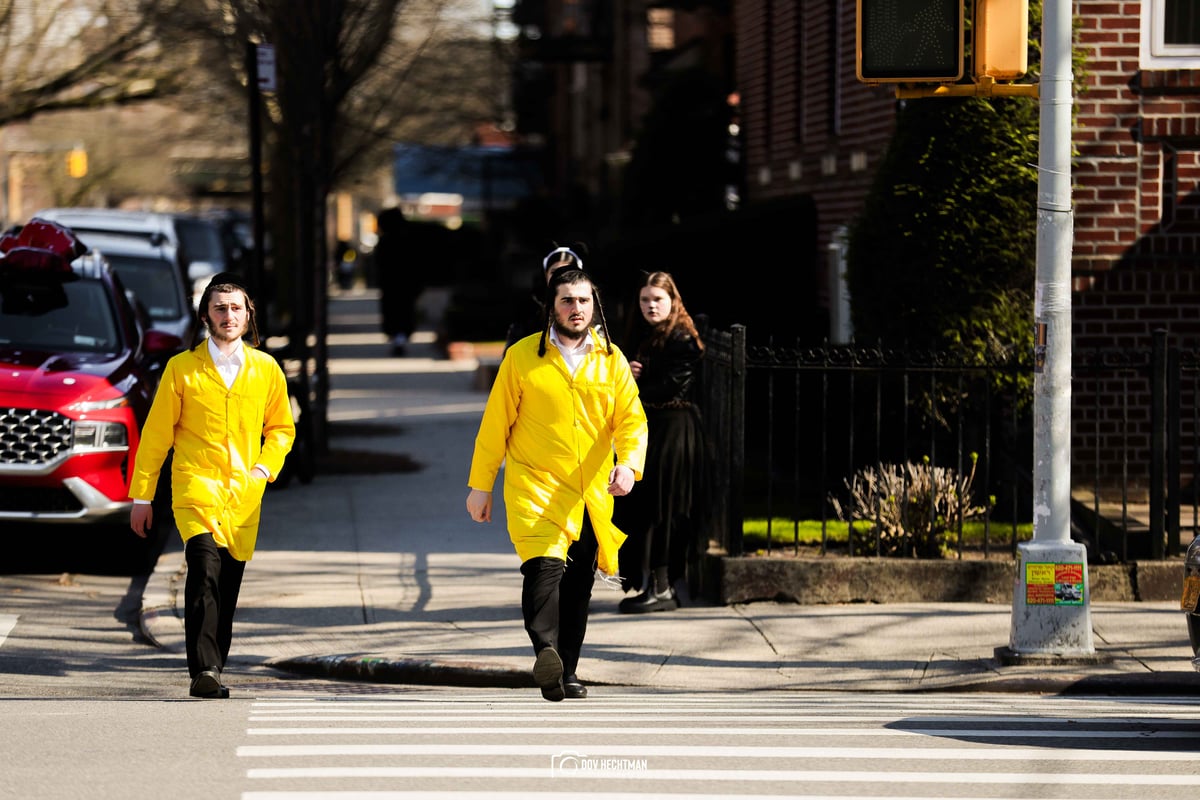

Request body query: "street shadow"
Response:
[885, 702, 1200, 753]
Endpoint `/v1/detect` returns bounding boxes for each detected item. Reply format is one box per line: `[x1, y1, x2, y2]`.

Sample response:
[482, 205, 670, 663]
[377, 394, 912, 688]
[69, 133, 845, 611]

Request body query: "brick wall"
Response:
[734, 0, 1200, 498]
[1073, 0, 1200, 498]
[735, 0, 896, 308]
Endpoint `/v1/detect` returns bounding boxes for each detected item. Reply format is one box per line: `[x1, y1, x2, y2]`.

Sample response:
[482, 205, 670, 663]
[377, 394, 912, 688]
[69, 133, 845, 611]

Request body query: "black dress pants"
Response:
[519, 513, 599, 677]
[184, 533, 246, 679]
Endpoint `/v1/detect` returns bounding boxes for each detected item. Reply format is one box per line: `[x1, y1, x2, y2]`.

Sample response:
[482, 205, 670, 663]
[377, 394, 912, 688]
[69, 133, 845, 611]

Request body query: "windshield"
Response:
[175, 218, 227, 269]
[0, 279, 121, 352]
[104, 254, 186, 321]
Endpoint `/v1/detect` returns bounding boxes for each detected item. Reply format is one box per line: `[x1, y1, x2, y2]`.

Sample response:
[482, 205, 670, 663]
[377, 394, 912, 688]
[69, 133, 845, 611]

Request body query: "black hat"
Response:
[205, 271, 249, 293]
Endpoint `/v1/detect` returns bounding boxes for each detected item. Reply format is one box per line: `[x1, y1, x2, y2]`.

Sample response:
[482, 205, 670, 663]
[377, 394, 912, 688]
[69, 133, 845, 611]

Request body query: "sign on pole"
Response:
[256, 44, 277, 92]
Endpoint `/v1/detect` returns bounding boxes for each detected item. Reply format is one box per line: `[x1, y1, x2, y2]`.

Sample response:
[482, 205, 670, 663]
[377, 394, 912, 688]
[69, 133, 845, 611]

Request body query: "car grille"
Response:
[0, 408, 73, 466]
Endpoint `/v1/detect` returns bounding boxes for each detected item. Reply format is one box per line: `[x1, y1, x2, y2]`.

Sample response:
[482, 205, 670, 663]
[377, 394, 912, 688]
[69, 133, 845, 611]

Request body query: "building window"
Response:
[1141, 0, 1200, 68]
[647, 8, 674, 51]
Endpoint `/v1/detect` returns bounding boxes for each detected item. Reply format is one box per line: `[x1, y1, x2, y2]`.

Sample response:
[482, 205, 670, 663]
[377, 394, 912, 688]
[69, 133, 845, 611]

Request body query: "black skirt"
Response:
[616, 403, 708, 586]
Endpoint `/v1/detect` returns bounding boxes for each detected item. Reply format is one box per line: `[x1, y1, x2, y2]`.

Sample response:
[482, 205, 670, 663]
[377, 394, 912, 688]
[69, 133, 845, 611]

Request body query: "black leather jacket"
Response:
[633, 330, 702, 407]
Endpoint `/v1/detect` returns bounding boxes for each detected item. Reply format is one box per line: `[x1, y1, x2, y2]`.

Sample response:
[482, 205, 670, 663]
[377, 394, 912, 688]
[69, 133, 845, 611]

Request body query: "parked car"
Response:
[78, 231, 199, 345]
[0, 220, 182, 531]
[203, 208, 256, 275]
[1181, 540, 1200, 670]
[33, 207, 229, 304]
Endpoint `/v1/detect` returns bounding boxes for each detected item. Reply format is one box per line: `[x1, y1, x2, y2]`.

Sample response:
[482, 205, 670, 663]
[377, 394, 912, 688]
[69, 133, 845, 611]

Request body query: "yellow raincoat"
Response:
[130, 341, 295, 561]
[468, 330, 648, 576]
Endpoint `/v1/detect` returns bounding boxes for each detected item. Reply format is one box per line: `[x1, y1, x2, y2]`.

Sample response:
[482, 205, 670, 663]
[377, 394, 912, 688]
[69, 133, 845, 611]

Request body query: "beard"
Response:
[552, 316, 592, 342]
[207, 318, 249, 344]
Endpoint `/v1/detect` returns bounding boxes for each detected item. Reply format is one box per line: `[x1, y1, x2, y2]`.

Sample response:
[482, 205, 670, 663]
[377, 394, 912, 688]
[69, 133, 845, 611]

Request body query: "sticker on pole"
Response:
[1025, 562, 1084, 605]
[257, 43, 276, 92]
[1181, 574, 1200, 612]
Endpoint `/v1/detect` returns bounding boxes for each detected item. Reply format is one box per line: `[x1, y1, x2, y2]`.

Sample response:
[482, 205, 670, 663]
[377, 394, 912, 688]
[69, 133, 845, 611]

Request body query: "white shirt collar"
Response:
[548, 326, 595, 374]
[207, 336, 245, 365]
[548, 326, 594, 353]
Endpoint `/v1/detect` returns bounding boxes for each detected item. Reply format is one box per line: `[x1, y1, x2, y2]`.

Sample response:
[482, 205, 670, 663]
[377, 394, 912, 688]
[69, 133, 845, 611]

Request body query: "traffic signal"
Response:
[975, 0, 1028, 80]
[856, 0, 963, 83]
[66, 148, 88, 179]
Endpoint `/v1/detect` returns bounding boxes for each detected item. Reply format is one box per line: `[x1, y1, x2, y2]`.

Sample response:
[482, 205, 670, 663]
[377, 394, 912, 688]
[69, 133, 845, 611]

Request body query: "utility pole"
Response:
[247, 41, 272, 319]
[852, 0, 1096, 657]
[1002, 0, 1096, 659]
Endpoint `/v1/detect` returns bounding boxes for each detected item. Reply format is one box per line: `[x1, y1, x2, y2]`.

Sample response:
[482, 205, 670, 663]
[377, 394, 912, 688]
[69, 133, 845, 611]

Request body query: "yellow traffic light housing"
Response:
[66, 148, 88, 179]
[974, 0, 1028, 80]
[856, 0, 964, 83]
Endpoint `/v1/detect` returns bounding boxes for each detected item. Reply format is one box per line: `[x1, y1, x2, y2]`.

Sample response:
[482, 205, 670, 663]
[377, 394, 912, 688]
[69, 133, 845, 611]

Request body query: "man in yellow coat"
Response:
[130, 273, 294, 699]
[467, 268, 647, 702]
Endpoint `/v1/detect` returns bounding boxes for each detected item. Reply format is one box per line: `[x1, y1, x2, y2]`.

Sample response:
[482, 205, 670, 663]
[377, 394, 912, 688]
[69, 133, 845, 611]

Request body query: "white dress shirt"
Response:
[548, 326, 595, 375]
[208, 336, 244, 389]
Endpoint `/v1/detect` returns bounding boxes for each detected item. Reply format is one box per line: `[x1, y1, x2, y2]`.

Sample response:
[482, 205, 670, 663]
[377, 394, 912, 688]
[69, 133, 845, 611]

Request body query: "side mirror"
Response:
[143, 329, 184, 355]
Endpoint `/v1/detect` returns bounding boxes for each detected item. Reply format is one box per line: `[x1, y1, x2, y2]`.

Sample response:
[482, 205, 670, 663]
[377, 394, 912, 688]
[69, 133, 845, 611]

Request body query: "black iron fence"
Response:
[1073, 329, 1200, 560]
[695, 323, 1200, 563]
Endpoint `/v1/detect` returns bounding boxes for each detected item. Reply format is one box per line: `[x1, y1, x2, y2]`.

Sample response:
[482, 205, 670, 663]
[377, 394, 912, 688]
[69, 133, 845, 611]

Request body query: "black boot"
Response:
[618, 568, 679, 614]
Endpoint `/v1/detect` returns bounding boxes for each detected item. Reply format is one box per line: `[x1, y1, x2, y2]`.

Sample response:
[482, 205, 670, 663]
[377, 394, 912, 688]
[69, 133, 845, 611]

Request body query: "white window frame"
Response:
[1141, 0, 1200, 69]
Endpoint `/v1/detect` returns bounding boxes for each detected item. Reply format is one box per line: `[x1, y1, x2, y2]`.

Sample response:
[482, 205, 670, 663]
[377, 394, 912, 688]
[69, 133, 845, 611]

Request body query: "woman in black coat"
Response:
[615, 271, 707, 613]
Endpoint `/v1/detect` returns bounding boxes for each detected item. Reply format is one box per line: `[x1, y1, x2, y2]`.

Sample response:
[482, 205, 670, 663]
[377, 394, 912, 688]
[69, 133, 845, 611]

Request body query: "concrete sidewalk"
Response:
[139, 289, 1200, 696]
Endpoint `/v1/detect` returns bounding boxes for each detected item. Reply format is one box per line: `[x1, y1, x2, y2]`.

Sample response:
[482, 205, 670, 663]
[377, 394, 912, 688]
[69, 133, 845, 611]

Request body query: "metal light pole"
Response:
[1005, 0, 1095, 657]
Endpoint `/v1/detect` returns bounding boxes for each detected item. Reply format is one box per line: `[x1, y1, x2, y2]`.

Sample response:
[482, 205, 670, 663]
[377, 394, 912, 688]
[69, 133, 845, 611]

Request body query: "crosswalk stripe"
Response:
[235, 743, 1197, 761]
[242, 765, 1200, 784]
[246, 713, 1200, 725]
[0, 614, 16, 648]
[242, 727, 1199, 740]
[241, 794, 1101, 800]
[248, 695, 1200, 714]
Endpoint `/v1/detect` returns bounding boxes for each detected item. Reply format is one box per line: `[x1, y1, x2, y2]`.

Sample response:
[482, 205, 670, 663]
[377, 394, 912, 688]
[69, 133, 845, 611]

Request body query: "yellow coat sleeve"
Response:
[129, 353, 185, 502]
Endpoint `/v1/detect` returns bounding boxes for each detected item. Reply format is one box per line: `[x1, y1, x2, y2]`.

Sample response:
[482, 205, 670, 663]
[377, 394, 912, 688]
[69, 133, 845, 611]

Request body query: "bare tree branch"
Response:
[0, 0, 193, 126]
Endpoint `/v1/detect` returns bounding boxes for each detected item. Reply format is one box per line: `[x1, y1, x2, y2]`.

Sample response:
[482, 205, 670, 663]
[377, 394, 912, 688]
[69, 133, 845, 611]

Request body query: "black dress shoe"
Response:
[563, 674, 587, 699]
[189, 668, 229, 699]
[533, 647, 564, 702]
[618, 586, 679, 614]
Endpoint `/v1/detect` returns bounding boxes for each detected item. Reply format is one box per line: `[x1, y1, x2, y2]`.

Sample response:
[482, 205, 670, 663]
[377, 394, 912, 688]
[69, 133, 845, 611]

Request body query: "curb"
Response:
[267, 654, 1200, 695]
[271, 654, 538, 689]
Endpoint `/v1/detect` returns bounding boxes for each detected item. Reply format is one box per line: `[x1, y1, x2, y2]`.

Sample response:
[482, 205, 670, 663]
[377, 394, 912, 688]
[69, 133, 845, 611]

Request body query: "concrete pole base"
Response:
[994, 646, 1112, 666]
[1008, 539, 1096, 655]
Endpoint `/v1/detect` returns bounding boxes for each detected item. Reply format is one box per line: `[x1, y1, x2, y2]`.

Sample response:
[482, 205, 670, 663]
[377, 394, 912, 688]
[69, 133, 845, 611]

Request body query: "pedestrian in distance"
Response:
[614, 271, 707, 613]
[503, 243, 587, 352]
[467, 268, 648, 701]
[374, 206, 424, 355]
[129, 272, 295, 699]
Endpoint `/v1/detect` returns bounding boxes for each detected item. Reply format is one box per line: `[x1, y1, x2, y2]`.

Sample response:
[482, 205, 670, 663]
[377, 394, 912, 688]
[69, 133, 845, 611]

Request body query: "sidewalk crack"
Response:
[734, 604, 781, 656]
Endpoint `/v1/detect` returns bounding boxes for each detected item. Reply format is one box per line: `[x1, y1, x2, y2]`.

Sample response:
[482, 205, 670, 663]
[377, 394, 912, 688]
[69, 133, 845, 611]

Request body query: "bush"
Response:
[829, 455, 991, 558]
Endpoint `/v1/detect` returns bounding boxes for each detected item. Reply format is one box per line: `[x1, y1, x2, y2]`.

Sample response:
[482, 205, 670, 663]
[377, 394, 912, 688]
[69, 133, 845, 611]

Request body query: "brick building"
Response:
[731, 0, 1200, 499]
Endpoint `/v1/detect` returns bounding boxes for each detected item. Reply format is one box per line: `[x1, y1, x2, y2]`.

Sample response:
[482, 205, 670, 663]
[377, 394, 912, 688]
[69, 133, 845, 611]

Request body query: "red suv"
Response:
[0, 220, 182, 530]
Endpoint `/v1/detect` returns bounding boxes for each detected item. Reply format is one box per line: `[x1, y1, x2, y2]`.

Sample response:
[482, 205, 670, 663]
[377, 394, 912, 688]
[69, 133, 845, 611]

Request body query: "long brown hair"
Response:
[636, 271, 704, 352]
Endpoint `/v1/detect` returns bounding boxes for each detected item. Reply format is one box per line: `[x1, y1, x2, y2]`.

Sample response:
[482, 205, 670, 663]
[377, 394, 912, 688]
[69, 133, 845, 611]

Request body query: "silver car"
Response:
[75, 231, 199, 346]
[33, 207, 226, 303]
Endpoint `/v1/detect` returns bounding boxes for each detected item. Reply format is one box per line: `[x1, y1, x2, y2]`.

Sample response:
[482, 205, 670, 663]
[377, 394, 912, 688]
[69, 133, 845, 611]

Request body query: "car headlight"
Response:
[68, 396, 131, 412]
[72, 420, 128, 451]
